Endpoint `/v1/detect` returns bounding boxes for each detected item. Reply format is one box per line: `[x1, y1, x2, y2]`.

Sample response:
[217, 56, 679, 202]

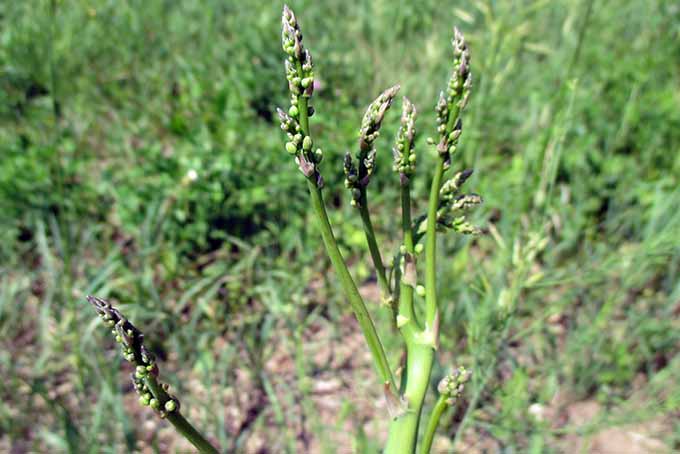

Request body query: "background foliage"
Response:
[1, 0, 679, 452]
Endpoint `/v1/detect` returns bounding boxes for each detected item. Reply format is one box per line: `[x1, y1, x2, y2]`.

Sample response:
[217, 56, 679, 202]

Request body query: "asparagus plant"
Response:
[277, 6, 482, 453]
[86, 296, 218, 454]
[87, 7, 481, 452]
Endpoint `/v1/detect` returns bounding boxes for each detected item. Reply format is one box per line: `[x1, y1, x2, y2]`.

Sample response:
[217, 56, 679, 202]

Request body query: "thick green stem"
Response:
[358, 189, 391, 305]
[145, 377, 218, 454]
[384, 182, 436, 454]
[384, 343, 434, 454]
[420, 394, 448, 454]
[424, 158, 445, 327]
[384, 158, 446, 452]
[297, 85, 395, 390]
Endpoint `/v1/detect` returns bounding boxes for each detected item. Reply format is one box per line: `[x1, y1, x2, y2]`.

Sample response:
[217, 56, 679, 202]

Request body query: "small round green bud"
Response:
[408, 154, 416, 163]
[301, 77, 312, 88]
[399, 245, 407, 254]
[139, 396, 150, 406]
[149, 399, 159, 410]
[416, 285, 426, 297]
[164, 400, 177, 412]
[448, 130, 459, 142]
[314, 148, 323, 162]
[285, 142, 297, 154]
[302, 136, 312, 151]
[415, 244, 424, 254]
[289, 105, 299, 117]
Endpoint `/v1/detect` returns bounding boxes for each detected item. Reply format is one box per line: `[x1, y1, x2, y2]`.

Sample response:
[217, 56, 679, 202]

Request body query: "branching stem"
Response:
[358, 189, 392, 306]
[306, 179, 395, 388]
[145, 377, 218, 454]
[420, 394, 448, 454]
[298, 88, 395, 391]
[424, 158, 445, 328]
[384, 180, 435, 454]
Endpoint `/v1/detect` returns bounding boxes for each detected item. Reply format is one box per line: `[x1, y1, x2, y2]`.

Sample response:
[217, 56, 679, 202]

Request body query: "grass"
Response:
[1, 0, 679, 452]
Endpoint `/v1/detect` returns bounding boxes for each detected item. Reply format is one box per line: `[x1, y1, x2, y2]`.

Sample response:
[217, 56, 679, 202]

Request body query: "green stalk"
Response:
[298, 94, 395, 390]
[145, 378, 218, 454]
[423, 101, 459, 328]
[358, 189, 391, 305]
[384, 344, 434, 454]
[87, 296, 218, 453]
[390, 146, 448, 454]
[420, 394, 448, 454]
[306, 180, 395, 388]
[424, 158, 445, 327]
[385, 179, 436, 454]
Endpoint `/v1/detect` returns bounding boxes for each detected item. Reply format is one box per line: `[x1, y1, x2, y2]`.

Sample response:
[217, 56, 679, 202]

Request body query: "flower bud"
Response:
[303, 136, 312, 151]
[164, 400, 177, 412]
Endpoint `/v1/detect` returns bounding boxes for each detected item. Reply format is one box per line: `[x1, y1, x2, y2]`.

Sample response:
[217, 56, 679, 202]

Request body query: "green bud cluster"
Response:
[414, 169, 483, 236]
[439, 169, 473, 201]
[445, 216, 482, 235]
[437, 366, 471, 405]
[344, 85, 400, 206]
[435, 27, 471, 167]
[438, 169, 482, 234]
[277, 107, 322, 168]
[87, 296, 180, 419]
[392, 97, 417, 180]
[279, 5, 323, 185]
[359, 85, 400, 153]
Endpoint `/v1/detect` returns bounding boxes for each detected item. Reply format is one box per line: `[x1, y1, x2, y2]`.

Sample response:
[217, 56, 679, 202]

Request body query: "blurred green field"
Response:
[1, 0, 679, 452]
